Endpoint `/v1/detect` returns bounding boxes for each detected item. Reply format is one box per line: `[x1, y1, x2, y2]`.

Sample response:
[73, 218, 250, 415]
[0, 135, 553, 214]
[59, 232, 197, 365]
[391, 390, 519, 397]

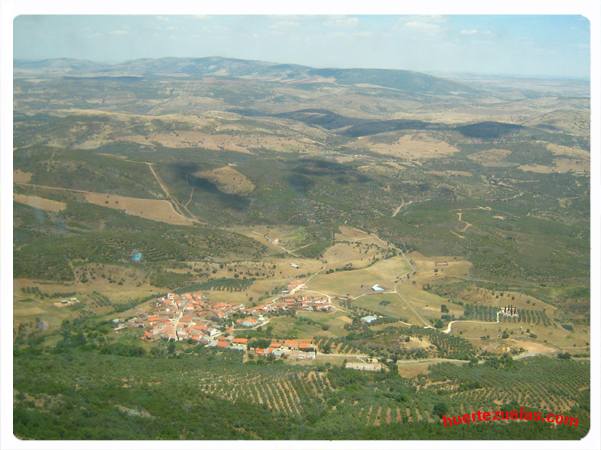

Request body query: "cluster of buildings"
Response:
[120, 283, 332, 346]
[210, 337, 317, 360]
[499, 305, 519, 319]
[112, 288, 391, 367]
[140, 292, 225, 343]
[245, 293, 333, 317]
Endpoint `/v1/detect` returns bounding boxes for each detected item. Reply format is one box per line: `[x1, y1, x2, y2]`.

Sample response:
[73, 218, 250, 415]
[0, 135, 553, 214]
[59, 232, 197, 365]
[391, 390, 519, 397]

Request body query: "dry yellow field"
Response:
[336, 225, 372, 240]
[14, 194, 66, 212]
[322, 243, 366, 265]
[518, 143, 589, 174]
[308, 256, 412, 297]
[448, 320, 588, 353]
[335, 225, 390, 248]
[519, 158, 589, 174]
[518, 163, 554, 174]
[353, 132, 460, 160]
[397, 359, 468, 378]
[354, 293, 423, 324]
[546, 142, 589, 159]
[84, 192, 196, 226]
[407, 252, 472, 287]
[505, 338, 557, 355]
[195, 165, 255, 195]
[396, 284, 464, 321]
[397, 361, 433, 378]
[322, 238, 388, 270]
[195, 256, 324, 306]
[402, 336, 433, 351]
[455, 286, 557, 316]
[13, 169, 33, 183]
[228, 225, 315, 252]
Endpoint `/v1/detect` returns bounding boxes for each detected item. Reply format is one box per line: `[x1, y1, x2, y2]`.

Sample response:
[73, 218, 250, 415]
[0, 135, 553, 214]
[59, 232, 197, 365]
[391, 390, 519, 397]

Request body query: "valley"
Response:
[12, 56, 590, 440]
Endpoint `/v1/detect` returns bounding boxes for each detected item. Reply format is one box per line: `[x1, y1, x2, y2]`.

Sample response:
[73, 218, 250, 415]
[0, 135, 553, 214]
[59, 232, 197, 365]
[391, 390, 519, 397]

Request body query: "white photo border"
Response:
[1, 1, 599, 450]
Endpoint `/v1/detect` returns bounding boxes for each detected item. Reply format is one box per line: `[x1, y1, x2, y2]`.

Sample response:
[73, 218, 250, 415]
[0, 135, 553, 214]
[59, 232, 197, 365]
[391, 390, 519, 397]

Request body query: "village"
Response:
[113, 279, 333, 361]
[111, 275, 528, 369]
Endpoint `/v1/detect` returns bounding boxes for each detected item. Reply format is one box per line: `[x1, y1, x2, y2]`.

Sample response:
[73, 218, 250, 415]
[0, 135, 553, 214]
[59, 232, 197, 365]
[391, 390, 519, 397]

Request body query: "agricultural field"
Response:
[307, 256, 412, 298]
[195, 165, 256, 195]
[13, 340, 589, 440]
[83, 192, 197, 226]
[348, 132, 461, 160]
[13, 193, 66, 212]
[353, 293, 418, 322]
[448, 320, 589, 354]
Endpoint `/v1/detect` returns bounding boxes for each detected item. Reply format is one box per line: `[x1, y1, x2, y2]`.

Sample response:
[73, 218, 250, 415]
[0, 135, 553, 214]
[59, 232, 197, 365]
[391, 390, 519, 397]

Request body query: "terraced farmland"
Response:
[463, 304, 554, 327]
[428, 357, 589, 415]
[315, 336, 364, 355]
[198, 370, 333, 416]
[357, 402, 438, 426]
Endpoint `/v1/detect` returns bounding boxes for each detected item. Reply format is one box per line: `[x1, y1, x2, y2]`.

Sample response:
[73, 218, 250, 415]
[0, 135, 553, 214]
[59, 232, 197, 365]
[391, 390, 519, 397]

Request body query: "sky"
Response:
[14, 15, 590, 78]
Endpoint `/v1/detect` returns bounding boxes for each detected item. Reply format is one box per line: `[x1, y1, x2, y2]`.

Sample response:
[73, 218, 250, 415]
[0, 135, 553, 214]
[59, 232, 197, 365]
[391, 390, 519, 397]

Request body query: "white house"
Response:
[361, 315, 378, 324]
[371, 284, 385, 292]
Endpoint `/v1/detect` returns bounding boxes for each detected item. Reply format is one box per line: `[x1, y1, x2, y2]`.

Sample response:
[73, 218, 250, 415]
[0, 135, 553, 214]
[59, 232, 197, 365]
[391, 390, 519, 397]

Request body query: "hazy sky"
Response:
[14, 15, 590, 78]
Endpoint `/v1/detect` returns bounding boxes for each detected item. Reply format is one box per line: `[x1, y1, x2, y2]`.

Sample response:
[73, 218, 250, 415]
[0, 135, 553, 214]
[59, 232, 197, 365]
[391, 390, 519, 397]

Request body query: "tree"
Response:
[167, 341, 176, 355]
[248, 338, 271, 349]
[433, 402, 448, 418]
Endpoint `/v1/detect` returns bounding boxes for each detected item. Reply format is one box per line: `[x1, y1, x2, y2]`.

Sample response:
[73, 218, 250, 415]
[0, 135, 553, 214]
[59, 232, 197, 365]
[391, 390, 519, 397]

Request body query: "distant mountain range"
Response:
[14, 56, 478, 97]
